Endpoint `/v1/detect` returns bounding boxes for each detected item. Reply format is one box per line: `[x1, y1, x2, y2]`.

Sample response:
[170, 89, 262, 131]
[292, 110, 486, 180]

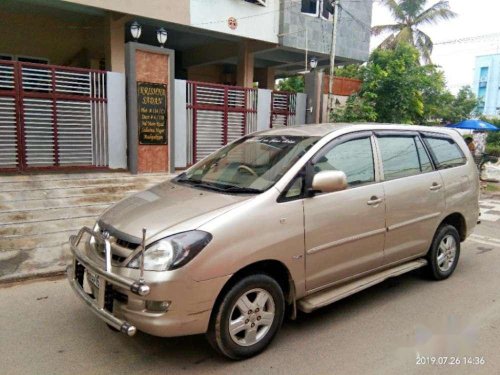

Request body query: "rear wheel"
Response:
[207, 274, 285, 360]
[427, 225, 460, 280]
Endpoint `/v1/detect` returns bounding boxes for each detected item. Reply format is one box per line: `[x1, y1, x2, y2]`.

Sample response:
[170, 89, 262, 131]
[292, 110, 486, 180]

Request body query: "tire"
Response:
[427, 224, 461, 280]
[206, 274, 285, 360]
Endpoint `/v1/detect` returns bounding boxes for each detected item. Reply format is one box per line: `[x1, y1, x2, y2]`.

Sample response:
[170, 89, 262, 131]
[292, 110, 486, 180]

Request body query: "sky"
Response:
[370, 0, 500, 93]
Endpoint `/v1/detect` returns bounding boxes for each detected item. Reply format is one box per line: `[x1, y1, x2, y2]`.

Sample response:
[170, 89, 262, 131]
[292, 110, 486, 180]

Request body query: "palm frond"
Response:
[399, 0, 427, 18]
[371, 23, 403, 36]
[378, 0, 406, 22]
[415, 1, 457, 26]
[415, 30, 434, 64]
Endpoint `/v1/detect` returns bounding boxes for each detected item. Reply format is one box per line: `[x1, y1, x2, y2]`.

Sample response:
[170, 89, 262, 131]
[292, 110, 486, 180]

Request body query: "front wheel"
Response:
[207, 274, 285, 360]
[427, 225, 460, 280]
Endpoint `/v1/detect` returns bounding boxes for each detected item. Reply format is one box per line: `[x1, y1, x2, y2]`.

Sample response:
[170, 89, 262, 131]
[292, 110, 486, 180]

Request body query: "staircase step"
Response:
[0, 227, 86, 252]
[297, 259, 428, 313]
[1, 180, 163, 201]
[0, 192, 137, 212]
[0, 204, 108, 225]
[0, 245, 70, 282]
[0, 172, 175, 282]
[0, 216, 95, 237]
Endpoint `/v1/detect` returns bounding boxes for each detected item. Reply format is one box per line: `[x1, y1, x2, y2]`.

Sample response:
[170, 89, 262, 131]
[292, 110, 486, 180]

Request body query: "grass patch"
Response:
[486, 184, 500, 192]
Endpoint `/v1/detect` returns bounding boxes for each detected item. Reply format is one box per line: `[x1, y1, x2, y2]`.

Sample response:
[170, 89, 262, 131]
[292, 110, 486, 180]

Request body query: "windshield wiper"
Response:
[217, 184, 262, 194]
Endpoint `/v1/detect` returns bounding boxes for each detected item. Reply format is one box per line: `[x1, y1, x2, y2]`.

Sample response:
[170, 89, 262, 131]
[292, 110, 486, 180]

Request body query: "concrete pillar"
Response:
[105, 14, 129, 73]
[304, 71, 323, 124]
[236, 41, 254, 88]
[255, 67, 276, 90]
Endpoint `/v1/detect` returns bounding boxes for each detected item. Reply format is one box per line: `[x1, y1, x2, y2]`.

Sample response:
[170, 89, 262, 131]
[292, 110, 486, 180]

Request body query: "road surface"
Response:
[1, 197, 500, 375]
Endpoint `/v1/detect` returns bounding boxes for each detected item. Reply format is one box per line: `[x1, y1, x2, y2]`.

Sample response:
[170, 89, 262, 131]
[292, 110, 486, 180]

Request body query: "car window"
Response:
[314, 137, 375, 186]
[378, 136, 422, 180]
[425, 137, 466, 169]
[415, 137, 433, 172]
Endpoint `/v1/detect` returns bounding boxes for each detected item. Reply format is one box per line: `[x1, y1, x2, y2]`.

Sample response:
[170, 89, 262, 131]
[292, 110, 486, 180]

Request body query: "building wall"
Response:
[280, 0, 372, 62]
[190, 0, 279, 44]
[0, 10, 105, 68]
[474, 54, 500, 116]
[63, 0, 190, 25]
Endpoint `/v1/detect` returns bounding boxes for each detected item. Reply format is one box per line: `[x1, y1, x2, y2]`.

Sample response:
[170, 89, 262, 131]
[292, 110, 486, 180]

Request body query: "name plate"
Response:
[137, 82, 168, 145]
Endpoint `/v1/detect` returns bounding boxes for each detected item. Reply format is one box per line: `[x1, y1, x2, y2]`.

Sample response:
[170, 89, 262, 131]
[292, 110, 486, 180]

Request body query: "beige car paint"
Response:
[68, 123, 480, 339]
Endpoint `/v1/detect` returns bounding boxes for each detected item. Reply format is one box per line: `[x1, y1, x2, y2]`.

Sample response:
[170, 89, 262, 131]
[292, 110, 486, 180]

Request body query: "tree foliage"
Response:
[332, 43, 477, 125]
[372, 0, 456, 63]
[334, 65, 365, 80]
[276, 75, 304, 93]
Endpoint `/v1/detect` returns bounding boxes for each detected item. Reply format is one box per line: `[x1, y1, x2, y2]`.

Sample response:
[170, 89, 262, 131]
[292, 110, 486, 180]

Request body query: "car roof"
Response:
[254, 123, 460, 138]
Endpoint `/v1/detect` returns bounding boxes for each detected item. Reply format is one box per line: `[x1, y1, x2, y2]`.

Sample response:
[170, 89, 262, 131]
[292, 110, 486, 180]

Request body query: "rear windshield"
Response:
[424, 137, 466, 169]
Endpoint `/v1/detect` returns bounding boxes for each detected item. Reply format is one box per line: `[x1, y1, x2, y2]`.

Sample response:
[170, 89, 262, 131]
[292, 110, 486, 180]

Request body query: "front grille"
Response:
[116, 238, 139, 250]
[92, 227, 137, 265]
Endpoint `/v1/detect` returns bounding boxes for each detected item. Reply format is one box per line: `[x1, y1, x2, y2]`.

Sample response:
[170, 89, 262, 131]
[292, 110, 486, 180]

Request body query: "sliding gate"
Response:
[270, 91, 297, 128]
[0, 61, 108, 172]
[187, 81, 257, 164]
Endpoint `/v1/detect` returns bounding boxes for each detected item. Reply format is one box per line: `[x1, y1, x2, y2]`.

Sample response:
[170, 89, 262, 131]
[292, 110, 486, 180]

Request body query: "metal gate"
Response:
[187, 81, 257, 164]
[270, 91, 297, 128]
[0, 60, 108, 172]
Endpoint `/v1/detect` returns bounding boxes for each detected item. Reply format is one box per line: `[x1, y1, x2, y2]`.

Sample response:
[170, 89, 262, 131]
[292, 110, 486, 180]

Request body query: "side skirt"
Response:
[297, 259, 428, 313]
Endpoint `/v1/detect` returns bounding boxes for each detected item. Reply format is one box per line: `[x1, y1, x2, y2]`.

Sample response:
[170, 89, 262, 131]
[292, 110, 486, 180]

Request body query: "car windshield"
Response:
[176, 135, 319, 194]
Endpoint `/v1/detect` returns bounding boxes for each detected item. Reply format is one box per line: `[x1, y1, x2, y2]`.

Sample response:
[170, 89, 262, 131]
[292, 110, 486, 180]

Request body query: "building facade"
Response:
[0, 0, 373, 174]
[473, 54, 500, 117]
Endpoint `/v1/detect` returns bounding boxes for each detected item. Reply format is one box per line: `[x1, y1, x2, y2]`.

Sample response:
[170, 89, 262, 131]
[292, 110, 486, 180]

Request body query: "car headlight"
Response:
[128, 230, 212, 271]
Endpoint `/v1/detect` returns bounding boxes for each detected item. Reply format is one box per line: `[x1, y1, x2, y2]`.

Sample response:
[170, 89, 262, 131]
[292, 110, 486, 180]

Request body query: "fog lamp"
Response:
[146, 300, 171, 312]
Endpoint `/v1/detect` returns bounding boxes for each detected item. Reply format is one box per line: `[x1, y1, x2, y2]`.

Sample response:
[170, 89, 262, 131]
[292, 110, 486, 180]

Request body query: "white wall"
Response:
[257, 89, 272, 131]
[106, 72, 127, 169]
[174, 80, 188, 168]
[190, 0, 279, 44]
[296, 93, 307, 125]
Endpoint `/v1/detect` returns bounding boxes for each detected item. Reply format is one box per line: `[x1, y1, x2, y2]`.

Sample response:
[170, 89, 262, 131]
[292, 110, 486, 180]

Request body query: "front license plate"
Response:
[87, 271, 100, 289]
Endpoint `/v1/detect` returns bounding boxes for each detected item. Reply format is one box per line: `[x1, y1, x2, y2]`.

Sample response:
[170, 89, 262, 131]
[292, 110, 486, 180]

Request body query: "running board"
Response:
[297, 259, 428, 313]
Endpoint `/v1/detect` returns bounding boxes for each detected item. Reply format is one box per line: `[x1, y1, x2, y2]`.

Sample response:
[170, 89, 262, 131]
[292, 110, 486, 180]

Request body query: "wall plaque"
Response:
[137, 82, 168, 145]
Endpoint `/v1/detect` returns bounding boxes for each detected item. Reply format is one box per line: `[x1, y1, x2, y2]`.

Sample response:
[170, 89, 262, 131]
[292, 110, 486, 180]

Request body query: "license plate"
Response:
[87, 271, 100, 289]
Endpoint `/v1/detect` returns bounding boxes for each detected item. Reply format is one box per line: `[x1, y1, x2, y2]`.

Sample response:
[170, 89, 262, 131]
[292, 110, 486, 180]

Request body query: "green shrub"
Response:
[486, 144, 500, 156]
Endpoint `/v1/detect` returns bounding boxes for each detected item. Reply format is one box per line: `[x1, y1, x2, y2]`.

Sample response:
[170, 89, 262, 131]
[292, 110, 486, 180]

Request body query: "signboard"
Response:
[137, 82, 168, 145]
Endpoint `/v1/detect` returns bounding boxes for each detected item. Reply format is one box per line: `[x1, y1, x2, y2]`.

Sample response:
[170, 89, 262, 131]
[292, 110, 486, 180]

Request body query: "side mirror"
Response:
[310, 170, 347, 195]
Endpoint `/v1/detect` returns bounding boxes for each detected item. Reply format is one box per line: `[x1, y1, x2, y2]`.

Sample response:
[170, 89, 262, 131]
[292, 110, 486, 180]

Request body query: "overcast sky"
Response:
[370, 0, 500, 93]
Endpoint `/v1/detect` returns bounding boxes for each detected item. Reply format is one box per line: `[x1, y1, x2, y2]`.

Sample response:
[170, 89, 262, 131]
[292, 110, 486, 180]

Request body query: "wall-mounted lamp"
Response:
[157, 28, 168, 48]
[130, 21, 142, 41]
[309, 57, 318, 70]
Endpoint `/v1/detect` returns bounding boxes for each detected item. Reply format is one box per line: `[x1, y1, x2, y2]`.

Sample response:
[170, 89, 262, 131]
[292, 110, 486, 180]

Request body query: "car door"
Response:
[304, 133, 386, 292]
[375, 132, 446, 265]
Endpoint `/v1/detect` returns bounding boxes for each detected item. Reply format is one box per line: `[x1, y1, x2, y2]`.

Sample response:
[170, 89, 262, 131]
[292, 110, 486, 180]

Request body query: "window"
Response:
[378, 136, 423, 180]
[314, 137, 375, 186]
[415, 137, 433, 172]
[301, 0, 334, 19]
[424, 137, 466, 169]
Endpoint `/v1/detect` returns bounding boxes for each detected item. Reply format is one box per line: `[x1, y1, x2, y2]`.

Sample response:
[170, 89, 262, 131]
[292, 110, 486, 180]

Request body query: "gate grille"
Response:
[271, 91, 297, 128]
[0, 60, 108, 171]
[187, 81, 257, 164]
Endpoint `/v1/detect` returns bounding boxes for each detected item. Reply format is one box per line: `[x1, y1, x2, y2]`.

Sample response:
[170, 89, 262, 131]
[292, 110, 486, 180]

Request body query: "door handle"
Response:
[429, 182, 442, 191]
[367, 196, 383, 206]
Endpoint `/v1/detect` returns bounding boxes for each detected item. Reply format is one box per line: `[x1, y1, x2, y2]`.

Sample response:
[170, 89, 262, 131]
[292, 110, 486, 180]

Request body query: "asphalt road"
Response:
[1, 198, 500, 375]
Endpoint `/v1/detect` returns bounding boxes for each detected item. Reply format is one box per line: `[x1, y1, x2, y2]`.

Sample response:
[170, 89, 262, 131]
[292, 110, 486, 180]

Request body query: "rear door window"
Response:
[424, 137, 466, 169]
[378, 136, 422, 180]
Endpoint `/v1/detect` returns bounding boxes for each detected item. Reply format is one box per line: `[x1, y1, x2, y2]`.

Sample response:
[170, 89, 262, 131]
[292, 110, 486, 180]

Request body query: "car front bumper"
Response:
[67, 227, 231, 338]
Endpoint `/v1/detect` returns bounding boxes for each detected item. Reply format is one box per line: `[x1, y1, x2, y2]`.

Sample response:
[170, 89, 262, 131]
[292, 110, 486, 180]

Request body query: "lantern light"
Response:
[157, 28, 168, 47]
[130, 21, 142, 41]
[309, 57, 318, 70]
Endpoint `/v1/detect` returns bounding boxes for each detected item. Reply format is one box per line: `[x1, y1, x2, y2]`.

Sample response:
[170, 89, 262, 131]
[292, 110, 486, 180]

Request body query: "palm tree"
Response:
[372, 0, 457, 63]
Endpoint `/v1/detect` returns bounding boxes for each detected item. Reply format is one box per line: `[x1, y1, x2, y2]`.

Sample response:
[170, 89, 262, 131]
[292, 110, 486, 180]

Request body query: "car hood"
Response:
[98, 180, 253, 242]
